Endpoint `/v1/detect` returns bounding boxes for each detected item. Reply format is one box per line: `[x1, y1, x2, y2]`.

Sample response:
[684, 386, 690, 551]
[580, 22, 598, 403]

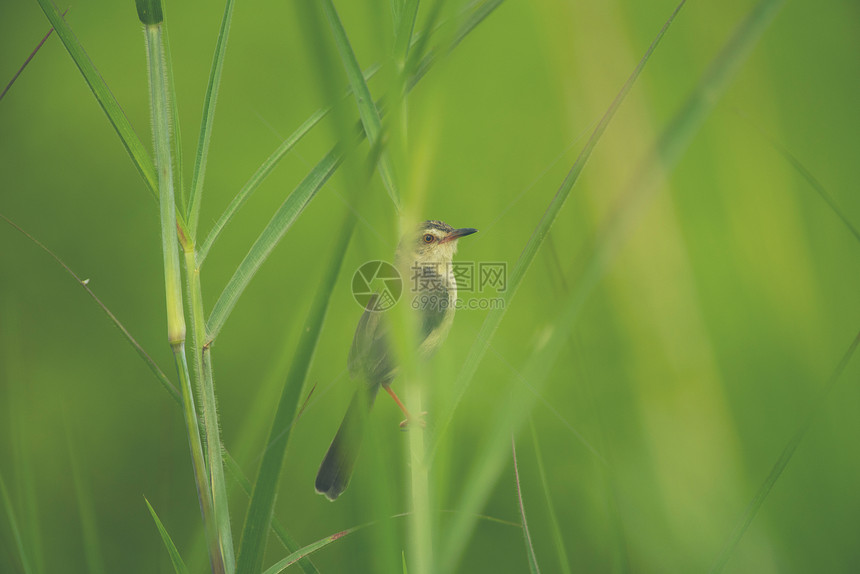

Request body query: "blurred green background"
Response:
[1, 0, 859, 572]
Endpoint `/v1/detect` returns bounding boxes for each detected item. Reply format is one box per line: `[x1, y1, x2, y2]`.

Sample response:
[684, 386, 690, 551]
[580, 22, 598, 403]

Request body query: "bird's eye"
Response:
[422, 234, 435, 244]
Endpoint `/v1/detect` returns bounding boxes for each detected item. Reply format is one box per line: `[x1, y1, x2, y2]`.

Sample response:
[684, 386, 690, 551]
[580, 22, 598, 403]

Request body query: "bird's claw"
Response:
[399, 411, 428, 430]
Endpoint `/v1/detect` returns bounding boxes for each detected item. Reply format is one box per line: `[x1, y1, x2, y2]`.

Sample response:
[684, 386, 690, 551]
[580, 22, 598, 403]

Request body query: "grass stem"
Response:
[144, 13, 228, 573]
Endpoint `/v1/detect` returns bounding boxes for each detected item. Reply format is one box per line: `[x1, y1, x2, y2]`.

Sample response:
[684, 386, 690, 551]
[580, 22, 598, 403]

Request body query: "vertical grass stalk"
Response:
[139, 1, 227, 572]
[186, 248, 236, 574]
[407, 391, 432, 574]
[512, 436, 541, 574]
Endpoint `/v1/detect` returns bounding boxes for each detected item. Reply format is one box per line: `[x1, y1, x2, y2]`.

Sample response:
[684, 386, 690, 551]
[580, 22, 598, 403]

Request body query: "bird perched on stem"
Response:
[315, 220, 477, 500]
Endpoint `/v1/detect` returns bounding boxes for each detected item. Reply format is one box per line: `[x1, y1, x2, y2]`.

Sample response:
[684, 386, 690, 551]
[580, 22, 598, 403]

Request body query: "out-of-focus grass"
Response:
[2, 0, 860, 573]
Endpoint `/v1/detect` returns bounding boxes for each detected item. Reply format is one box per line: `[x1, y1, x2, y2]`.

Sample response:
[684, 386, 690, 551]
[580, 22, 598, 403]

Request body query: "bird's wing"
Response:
[348, 294, 396, 384]
[419, 282, 450, 340]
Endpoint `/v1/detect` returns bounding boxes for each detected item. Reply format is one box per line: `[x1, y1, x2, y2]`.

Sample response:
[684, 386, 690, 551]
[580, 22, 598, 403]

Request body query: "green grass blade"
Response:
[187, 0, 236, 235]
[202, 349, 236, 574]
[261, 527, 361, 574]
[512, 436, 541, 574]
[709, 331, 860, 573]
[1, 8, 67, 102]
[529, 420, 571, 574]
[0, 213, 181, 403]
[196, 63, 380, 265]
[390, 0, 402, 32]
[67, 430, 106, 574]
[430, 0, 688, 460]
[777, 148, 860, 243]
[733, 109, 860, 244]
[320, 0, 401, 210]
[223, 453, 319, 574]
[394, 0, 420, 66]
[145, 498, 191, 574]
[34, 0, 158, 201]
[235, 213, 356, 574]
[450, 0, 505, 52]
[197, 106, 326, 265]
[403, 0, 443, 81]
[409, 0, 507, 90]
[206, 145, 343, 340]
[0, 472, 34, 574]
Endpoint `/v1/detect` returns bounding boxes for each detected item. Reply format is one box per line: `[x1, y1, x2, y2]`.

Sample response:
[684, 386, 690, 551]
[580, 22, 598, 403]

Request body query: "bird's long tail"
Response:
[315, 385, 379, 500]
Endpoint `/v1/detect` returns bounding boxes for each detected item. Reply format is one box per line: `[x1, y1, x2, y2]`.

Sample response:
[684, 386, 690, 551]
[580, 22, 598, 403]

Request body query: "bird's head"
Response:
[397, 220, 478, 265]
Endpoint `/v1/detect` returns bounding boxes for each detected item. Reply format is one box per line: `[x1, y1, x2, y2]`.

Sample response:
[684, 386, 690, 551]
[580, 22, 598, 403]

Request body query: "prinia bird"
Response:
[315, 220, 478, 500]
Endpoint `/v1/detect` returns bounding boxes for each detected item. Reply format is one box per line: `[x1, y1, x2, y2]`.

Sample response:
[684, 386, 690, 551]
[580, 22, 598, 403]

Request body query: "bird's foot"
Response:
[399, 411, 428, 430]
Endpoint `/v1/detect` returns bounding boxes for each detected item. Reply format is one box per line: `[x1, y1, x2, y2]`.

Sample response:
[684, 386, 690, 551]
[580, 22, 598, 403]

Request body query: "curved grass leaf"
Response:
[777, 147, 860, 243]
[430, 0, 689, 462]
[408, 0, 507, 91]
[321, 0, 401, 210]
[145, 498, 190, 574]
[512, 436, 541, 574]
[34, 0, 158, 202]
[394, 0, 420, 67]
[197, 102, 327, 265]
[732, 109, 860, 245]
[206, 145, 343, 340]
[403, 0, 444, 83]
[195, 62, 380, 265]
[235, 213, 356, 574]
[187, 0, 236, 235]
[709, 331, 860, 573]
[0, 472, 34, 574]
[261, 527, 361, 574]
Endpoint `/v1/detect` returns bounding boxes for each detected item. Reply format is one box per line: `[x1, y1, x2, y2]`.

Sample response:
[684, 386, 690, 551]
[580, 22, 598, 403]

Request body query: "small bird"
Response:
[315, 220, 478, 500]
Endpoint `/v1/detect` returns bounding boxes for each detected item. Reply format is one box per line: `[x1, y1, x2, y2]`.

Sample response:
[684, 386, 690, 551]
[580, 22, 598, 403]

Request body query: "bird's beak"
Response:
[440, 227, 478, 244]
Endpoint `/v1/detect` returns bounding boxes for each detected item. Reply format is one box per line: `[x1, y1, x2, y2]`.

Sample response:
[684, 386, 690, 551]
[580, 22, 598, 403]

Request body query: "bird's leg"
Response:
[383, 386, 427, 429]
